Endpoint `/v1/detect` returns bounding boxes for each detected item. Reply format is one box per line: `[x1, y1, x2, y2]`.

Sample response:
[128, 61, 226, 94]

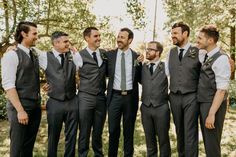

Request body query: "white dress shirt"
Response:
[206, 47, 231, 90]
[146, 59, 168, 76]
[113, 48, 133, 90]
[165, 42, 206, 76]
[1, 44, 31, 90]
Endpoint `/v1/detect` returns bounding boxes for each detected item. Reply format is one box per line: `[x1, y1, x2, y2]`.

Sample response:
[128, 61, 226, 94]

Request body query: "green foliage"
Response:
[0, 93, 7, 120]
[163, 0, 236, 51]
[126, 0, 147, 30]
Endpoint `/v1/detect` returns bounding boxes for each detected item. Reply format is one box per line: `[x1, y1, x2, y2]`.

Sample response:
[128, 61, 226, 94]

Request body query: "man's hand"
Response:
[137, 54, 144, 63]
[42, 83, 50, 93]
[6, 45, 17, 52]
[205, 113, 215, 129]
[17, 110, 29, 125]
[70, 46, 78, 54]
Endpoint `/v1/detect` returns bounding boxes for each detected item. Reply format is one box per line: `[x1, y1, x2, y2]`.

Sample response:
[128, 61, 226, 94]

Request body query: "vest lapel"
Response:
[152, 62, 163, 78]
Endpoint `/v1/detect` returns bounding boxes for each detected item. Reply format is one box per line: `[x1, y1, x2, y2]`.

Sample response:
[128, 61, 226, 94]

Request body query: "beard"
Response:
[172, 37, 184, 47]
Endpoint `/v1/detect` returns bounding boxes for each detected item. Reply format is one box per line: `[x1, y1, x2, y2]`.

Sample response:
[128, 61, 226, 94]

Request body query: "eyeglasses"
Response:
[146, 48, 158, 52]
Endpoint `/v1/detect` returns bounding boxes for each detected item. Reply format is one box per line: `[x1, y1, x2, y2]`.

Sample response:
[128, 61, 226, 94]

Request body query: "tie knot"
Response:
[92, 52, 96, 56]
[59, 53, 64, 58]
[179, 49, 184, 53]
[150, 63, 155, 67]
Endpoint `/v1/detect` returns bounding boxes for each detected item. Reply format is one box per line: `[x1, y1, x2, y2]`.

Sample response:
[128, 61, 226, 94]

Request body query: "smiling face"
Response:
[85, 29, 101, 50]
[53, 36, 70, 53]
[22, 26, 38, 47]
[117, 31, 132, 51]
[171, 27, 187, 47]
[196, 32, 209, 50]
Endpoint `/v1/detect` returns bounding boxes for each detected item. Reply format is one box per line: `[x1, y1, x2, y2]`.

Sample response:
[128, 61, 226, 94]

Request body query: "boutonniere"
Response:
[101, 52, 108, 61]
[68, 53, 73, 61]
[188, 49, 197, 58]
[158, 62, 163, 70]
[204, 57, 213, 65]
[133, 59, 140, 67]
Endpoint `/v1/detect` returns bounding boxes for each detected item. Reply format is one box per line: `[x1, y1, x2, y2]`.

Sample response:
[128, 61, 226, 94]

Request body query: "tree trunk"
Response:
[230, 26, 235, 80]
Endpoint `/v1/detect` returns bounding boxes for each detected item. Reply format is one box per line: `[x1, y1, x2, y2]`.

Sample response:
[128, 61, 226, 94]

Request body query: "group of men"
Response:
[0, 20, 231, 157]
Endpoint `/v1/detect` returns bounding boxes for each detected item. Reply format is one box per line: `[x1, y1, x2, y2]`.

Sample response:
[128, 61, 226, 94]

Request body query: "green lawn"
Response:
[1, 107, 236, 157]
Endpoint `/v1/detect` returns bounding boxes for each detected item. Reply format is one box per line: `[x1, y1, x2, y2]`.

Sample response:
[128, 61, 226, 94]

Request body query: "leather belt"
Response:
[112, 89, 133, 96]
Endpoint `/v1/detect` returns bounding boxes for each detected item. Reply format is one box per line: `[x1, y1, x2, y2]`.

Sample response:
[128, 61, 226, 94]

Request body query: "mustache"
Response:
[117, 41, 123, 44]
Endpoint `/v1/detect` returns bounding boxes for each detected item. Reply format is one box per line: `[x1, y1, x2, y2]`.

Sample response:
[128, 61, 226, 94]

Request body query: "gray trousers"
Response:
[78, 92, 107, 157]
[169, 92, 199, 157]
[200, 100, 226, 157]
[141, 104, 171, 157]
[7, 99, 41, 157]
[46, 96, 79, 157]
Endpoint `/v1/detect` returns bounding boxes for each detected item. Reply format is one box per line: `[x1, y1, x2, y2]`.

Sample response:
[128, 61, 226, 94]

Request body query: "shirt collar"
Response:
[17, 44, 30, 54]
[118, 48, 131, 56]
[177, 42, 191, 52]
[146, 59, 160, 66]
[52, 48, 64, 58]
[207, 46, 220, 57]
[86, 47, 99, 56]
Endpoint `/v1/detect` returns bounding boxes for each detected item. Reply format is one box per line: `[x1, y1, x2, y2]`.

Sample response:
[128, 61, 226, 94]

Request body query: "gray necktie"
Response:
[120, 52, 126, 91]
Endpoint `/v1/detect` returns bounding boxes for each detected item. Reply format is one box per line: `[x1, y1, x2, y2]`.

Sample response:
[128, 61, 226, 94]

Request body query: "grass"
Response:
[1, 106, 236, 157]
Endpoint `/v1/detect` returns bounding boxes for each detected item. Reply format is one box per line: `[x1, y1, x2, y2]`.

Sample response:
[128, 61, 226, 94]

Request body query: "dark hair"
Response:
[149, 41, 163, 54]
[120, 27, 134, 39]
[200, 25, 219, 43]
[14, 21, 37, 43]
[172, 22, 190, 37]
[51, 31, 68, 42]
[83, 27, 98, 39]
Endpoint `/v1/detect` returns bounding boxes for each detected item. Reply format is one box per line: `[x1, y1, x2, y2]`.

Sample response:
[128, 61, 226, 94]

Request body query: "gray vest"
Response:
[169, 46, 201, 94]
[45, 51, 76, 101]
[79, 49, 106, 95]
[141, 62, 168, 107]
[197, 51, 225, 102]
[15, 48, 40, 100]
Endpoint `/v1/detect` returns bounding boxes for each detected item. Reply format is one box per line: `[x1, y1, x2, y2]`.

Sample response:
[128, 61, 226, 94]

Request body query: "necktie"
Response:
[149, 63, 155, 75]
[59, 54, 65, 67]
[92, 52, 98, 65]
[29, 50, 34, 62]
[120, 52, 126, 91]
[179, 48, 184, 61]
[203, 54, 208, 63]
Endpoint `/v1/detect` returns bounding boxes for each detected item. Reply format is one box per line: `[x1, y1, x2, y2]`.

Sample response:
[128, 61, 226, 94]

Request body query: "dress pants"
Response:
[7, 99, 41, 157]
[169, 92, 199, 157]
[108, 92, 138, 157]
[141, 104, 171, 157]
[200, 100, 226, 157]
[46, 96, 79, 157]
[78, 92, 107, 157]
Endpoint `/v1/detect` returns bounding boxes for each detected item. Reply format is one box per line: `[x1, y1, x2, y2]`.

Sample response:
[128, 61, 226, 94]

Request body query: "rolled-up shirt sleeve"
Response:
[72, 52, 83, 71]
[212, 55, 231, 90]
[1, 51, 19, 90]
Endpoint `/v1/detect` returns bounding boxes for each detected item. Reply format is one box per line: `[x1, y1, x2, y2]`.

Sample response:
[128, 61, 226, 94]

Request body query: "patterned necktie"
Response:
[92, 52, 98, 65]
[59, 54, 65, 67]
[203, 54, 208, 63]
[120, 52, 126, 91]
[149, 63, 155, 75]
[179, 48, 184, 61]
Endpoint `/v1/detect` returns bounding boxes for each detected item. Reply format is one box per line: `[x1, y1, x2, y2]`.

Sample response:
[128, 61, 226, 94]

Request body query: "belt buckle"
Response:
[121, 91, 127, 95]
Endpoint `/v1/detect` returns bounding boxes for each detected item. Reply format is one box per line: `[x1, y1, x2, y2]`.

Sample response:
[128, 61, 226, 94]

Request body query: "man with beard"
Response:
[77, 27, 107, 157]
[196, 25, 230, 157]
[141, 41, 171, 157]
[165, 22, 205, 157]
[106, 28, 142, 157]
[1, 21, 41, 157]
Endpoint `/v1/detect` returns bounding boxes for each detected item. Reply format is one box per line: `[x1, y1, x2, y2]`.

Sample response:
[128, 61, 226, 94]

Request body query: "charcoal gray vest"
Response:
[141, 62, 168, 107]
[79, 49, 106, 95]
[45, 51, 76, 101]
[169, 46, 201, 94]
[15, 48, 40, 100]
[197, 51, 225, 102]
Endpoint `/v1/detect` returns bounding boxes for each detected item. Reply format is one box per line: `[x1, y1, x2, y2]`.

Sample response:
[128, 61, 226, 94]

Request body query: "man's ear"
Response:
[128, 38, 133, 45]
[21, 31, 27, 38]
[84, 36, 89, 42]
[183, 31, 188, 38]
